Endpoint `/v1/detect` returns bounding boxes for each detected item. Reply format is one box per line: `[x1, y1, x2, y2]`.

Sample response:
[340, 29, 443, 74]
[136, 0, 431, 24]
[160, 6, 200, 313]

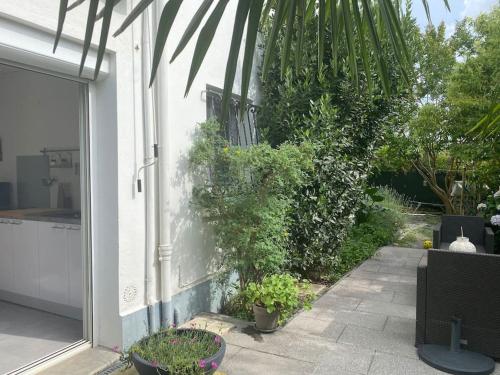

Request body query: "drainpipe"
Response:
[140, 7, 158, 334]
[154, 0, 174, 327]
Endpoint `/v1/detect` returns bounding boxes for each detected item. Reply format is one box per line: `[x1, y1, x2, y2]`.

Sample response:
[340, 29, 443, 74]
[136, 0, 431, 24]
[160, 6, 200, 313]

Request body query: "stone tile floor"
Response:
[0, 301, 83, 374]
[217, 246, 499, 375]
[118, 246, 499, 375]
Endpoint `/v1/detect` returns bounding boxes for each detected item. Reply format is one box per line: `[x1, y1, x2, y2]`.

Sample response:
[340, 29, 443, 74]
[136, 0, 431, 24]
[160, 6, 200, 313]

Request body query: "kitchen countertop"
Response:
[0, 209, 81, 225]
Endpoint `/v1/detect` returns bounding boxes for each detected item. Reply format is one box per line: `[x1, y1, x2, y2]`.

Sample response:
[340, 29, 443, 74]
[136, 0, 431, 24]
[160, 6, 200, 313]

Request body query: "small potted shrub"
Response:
[244, 274, 314, 332]
[124, 326, 225, 375]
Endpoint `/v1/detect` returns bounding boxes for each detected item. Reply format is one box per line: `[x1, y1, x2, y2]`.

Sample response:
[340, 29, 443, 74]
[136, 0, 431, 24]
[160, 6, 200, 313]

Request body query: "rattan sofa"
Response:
[416, 249, 500, 360]
[433, 215, 495, 254]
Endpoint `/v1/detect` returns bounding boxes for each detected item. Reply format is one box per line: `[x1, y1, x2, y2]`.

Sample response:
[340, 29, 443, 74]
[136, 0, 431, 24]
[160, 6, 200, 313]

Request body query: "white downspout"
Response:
[140, 7, 158, 334]
[154, 0, 174, 327]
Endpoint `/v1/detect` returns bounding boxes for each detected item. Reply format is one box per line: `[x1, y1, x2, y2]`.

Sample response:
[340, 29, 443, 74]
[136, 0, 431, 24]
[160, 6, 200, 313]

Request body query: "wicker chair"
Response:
[416, 249, 500, 360]
[433, 215, 495, 254]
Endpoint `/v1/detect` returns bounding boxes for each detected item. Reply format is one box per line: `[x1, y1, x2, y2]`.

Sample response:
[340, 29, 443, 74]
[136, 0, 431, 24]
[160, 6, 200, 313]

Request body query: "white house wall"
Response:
[0, 0, 260, 350]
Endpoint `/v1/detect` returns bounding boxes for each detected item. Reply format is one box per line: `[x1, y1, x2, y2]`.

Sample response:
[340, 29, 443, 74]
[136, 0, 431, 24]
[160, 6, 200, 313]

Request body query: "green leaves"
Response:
[54, 0, 451, 105]
[113, 0, 154, 37]
[184, 0, 229, 96]
[221, 1, 252, 118]
[240, 0, 265, 114]
[79, 0, 99, 76]
[94, 0, 115, 80]
[169, 0, 215, 63]
[149, 0, 183, 87]
[53, 0, 68, 53]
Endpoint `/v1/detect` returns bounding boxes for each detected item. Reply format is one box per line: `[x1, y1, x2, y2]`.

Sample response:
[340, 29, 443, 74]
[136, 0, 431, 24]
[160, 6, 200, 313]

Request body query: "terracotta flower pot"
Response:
[253, 304, 279, 333]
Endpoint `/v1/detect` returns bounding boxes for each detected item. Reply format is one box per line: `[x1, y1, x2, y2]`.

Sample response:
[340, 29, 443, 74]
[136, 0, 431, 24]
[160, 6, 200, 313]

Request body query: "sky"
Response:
[412, 0, 498, 33]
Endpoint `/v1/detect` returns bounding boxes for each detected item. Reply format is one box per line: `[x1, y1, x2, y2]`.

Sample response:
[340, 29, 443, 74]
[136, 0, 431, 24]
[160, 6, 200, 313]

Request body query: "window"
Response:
[205, 85, 259, 147]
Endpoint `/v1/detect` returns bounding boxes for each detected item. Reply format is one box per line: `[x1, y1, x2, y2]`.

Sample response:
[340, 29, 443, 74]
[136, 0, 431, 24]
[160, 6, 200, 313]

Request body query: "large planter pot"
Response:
[253, 304, 279, 333]
[131, 329, 226, 375]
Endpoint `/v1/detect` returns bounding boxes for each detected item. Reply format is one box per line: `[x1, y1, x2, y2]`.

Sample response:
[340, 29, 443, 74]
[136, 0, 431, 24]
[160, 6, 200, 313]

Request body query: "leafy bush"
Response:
[189, 120, 313, 289]
[244, 274, 314, 324]
[330, 196, 406, 282]
[126, 327, 222, 374]
[257, 19, 407, 279]
[286, 95, 378, 278]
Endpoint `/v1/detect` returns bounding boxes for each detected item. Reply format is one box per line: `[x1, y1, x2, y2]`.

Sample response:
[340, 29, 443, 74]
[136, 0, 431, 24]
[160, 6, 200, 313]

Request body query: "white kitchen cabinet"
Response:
[67, 225, 82, 308]
[12, 220, 39, 297]
[38, 222, 70, 305]
[0, 220, 14, 291]
[0, 218, 82, 314]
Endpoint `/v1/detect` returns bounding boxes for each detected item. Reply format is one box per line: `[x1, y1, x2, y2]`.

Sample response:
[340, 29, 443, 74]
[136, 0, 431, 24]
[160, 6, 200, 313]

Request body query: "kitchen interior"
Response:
[0, 64, 84, 373]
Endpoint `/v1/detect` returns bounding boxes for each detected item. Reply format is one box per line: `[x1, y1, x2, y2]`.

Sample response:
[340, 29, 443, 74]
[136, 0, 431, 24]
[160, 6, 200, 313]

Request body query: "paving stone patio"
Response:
[116, 246, 499, 375]
[217, 246, 500, 374]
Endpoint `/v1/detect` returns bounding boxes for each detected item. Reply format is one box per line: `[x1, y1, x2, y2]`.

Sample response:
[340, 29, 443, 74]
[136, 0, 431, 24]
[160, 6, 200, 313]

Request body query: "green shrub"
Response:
[286, 95, 376, 278]
[189, 120, 313, 289]
[243, 274, 314, 324]
[330, 205, 404, 282]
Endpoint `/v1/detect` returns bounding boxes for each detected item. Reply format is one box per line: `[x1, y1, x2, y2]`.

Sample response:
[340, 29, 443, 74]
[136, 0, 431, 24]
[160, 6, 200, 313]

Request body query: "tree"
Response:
[54, 0, 450, 118]
[447, 7, 500, 192]
[377, 7, 500, 213]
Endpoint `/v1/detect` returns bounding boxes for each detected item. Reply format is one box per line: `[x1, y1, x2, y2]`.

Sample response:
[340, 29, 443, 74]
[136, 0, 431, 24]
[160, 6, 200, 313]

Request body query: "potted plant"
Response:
[124, 327, 225, 375]
[244, 274, 314, 332]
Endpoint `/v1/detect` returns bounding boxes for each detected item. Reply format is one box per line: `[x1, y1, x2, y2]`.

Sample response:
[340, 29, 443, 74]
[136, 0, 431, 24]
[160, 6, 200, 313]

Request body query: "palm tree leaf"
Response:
[184, 0, 230, 96]
[96, 0, 122, 21]
[68, 0, 86, 11]
[262, 0, 288, 79]
[94, 0, 115, 80]
[261, 0, 275, 26]
[295, 0, 306, 72]
[170, 0, 214, 63]
[79, 0, 99, 76]
[318, 0, 326, 71]
[361, 0, 390, 94]
[113, 0, 154, 37]
[53, 0, 69, 53]
[421, 0, 431, 23]
[329, 0, 340, 75]
[149, 0, 183, 87]
[384, 0, 410, 64]
[221, 0, 251, 120]
[379, 0, 409, 84]
[352, 0, 372, 91]
[305, 0, 316, 22]
[281, 0, 297, 77]
[240, 0, 265, 116]
[341, 0, 358, 88]
[443, 0, 451, 11]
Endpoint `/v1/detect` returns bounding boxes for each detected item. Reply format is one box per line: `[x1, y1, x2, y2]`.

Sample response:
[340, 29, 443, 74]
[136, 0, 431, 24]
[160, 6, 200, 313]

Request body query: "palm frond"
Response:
[53, 0, 451, 101]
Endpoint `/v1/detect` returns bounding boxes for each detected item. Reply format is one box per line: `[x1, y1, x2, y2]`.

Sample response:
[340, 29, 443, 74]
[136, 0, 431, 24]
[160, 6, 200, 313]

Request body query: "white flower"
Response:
[491, 215, 500, 226]
[477, 203, 487, 210]
[494, 188, 500, 199]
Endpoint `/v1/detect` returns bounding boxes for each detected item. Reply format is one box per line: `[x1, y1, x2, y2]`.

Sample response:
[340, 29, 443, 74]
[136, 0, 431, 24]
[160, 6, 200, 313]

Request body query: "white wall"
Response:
[116, 1, 261, 318]
[0, 0, 261, 349]
[0, 69, 81, 209]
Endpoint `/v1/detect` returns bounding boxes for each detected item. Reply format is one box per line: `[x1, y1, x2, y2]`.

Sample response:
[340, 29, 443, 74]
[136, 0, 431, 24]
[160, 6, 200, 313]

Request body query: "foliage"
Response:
[258, 12, 409, 278]
[447, 7, 500, 191]
[477, 188, 500, 253]
[189, 120, 313, 289]
[243, 274, 314, 324]
[125, 328, 222, 374]
[55, 0, 449, 119]
[329, 201, 404, 282]
[377, 7, 500, 212]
